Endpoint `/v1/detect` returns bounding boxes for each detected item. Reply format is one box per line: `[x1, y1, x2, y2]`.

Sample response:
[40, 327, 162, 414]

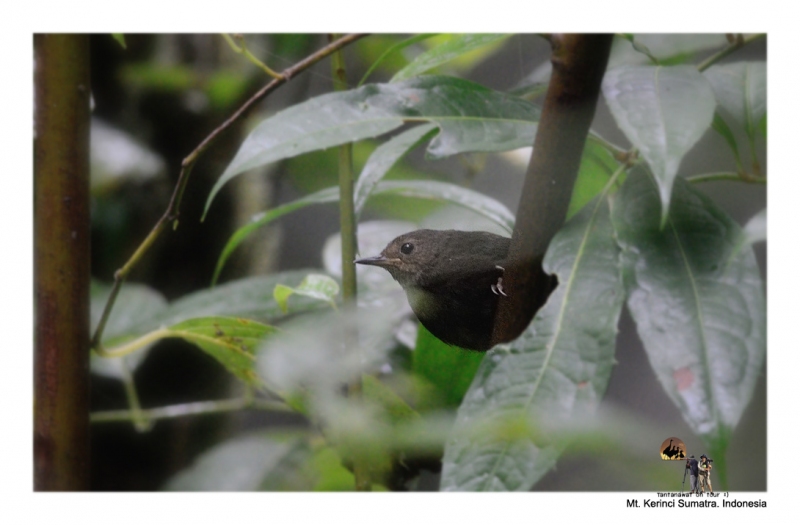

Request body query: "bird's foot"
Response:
[491, 266, 508, 297]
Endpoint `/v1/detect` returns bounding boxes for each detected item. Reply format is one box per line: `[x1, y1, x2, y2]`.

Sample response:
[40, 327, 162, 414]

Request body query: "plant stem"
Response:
[686, 172, 766, 184]
[697, 33, 765, 72]
[90, 396, 290, 424]
[90, 34, 369, 354]
[34, 33, 92, 491]
[331, 34, 371, 492]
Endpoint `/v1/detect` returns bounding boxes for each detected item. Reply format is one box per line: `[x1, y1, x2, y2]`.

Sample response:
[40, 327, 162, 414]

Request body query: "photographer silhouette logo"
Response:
[660, 437, 687, 460]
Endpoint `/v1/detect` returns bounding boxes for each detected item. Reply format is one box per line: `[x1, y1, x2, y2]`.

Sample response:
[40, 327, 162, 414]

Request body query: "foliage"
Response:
[91, 33, 765, 492]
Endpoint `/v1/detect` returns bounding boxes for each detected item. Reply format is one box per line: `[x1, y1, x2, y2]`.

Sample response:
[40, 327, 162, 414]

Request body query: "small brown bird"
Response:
[355, 229, 511, 351]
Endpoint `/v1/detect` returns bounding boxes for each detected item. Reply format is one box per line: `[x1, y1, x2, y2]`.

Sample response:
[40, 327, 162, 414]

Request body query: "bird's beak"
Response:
[354, 255, 393, 267]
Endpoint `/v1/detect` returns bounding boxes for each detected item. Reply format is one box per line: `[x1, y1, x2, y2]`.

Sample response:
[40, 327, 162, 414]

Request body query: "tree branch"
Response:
[491, 34, 613, 345]
[91, 34, 369, 353]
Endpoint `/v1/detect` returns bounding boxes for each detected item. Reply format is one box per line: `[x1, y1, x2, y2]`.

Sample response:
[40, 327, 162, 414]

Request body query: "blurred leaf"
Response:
[164, 432, 308, 491]
[603, 65, 716, 227]
[205, 75, 541, 217]
[392, 34, 510, 82]
[704, 62, 766, 140]
[354, 123, 438, 217]
[362, 375, 421, 423]
[205, 70, 251, 110]
[309, 446, 357, 491]
[257, 306, 402, 396]
[359, 33, 438, 86]
[413, 325, 485, 409]
[441, 191, 624, 491]
[742, 208, 766, 247]
[273, 274, 340, 313]
[120, 62, 196, 91]
[167, 316, 276, 386]
[111, 33, 126, 49]
[611, 173, 765, 453]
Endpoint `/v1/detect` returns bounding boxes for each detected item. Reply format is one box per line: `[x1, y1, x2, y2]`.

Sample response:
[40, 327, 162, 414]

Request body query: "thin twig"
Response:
[91, 34, 369, 353]
[90, 396, 290, 424]
[697, 33, 765, 72]
[686, 172, 766, 184]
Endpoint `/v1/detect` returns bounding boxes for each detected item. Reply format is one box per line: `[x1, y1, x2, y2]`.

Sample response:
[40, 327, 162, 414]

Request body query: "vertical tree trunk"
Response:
[34, 34, 92, 491]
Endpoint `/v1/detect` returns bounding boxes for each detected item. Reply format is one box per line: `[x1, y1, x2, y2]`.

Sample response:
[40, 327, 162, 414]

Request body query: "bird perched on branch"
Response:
[355, 229, 513, 351]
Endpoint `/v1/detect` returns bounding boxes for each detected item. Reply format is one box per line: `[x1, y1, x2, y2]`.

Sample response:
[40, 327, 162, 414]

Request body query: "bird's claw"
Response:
[491, 265, 508, 297]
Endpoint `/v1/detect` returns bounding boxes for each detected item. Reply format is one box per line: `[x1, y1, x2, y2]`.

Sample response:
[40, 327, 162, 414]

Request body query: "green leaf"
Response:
[354, 123, 439, 217]
[392, 34, 510, 82]
[273, 274, 340, 314]
[372, 181, 515, 234]
[359, 33, 439, 86]
[164, 432, 308, 491]
[611, 173, 765, 452]
[602, 65, 716, 227]
[567, 137, 623, 219]
[704, 62, 766, 140]
[90, 281, 167, 378]
[205, 76, 541, 217]
[111, 33, 126, 49]
[168, 316, 276, 386]
[441, 191, 624, 491]
[710, 112, 743, 170]
[153, 271, 328, 333]
[412, 324, 485, 409]
[214, 180, 515, 281]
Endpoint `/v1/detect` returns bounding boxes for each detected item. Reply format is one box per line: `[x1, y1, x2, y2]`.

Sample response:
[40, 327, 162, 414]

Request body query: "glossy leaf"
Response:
[441, 192, 624, 491]
[156, 271, 329, 331]
[603, 65, 716, 226]
[205, 76, 541, 216]
[168, 316, 276, 386]
[353, 123, 438, 217]
[611, 173, 765, 451]
[392, 34, 510, 82]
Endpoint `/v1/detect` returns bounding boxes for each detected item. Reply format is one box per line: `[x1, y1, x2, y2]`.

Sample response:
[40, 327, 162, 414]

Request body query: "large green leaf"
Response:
[611, 173, 765, 453]
[441, 192, 624, 491]
[214, 180, 515, 281]
[205, 76, 541, 216]
[392, 34, 510, 82]
[167, 316, 275, 386]
[602, 65, 716, 227]
[412, 325, 485, 409]
[353, 123, 438, 217]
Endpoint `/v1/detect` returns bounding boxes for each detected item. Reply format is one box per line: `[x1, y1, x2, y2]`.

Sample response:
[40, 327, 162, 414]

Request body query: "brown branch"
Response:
[34, 34, 92, 491]
[91, 33, 369, 352]
[491, 34, 614, 345]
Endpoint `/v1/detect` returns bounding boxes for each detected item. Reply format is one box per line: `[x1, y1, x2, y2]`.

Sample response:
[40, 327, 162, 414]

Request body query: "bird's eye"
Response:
[400, 242, 414, 255]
